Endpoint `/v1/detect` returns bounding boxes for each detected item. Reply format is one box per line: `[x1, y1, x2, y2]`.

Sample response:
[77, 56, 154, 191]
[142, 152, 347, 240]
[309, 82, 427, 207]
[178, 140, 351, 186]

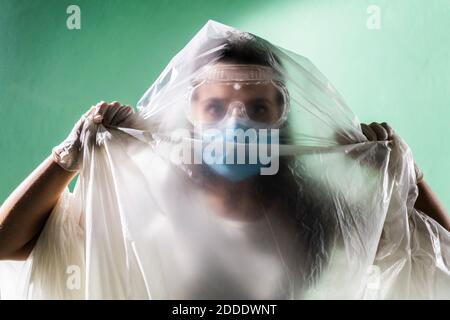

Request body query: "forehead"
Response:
[192, 81, 280, 102]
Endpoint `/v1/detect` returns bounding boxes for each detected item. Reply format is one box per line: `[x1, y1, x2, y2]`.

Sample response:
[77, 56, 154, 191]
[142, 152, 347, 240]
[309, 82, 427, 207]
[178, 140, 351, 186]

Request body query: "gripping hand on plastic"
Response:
[360, 122, 423, 184]
[52, 101, 135, 172]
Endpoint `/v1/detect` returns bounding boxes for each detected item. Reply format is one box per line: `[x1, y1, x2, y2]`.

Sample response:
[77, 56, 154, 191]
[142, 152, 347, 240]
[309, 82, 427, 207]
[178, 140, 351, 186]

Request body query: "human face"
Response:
[187, 64, 288, 128]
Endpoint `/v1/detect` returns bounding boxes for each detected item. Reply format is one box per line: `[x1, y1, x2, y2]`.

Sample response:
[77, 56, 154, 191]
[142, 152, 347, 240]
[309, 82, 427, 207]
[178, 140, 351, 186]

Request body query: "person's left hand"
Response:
[360, 122, 394, 143]
[360, 122, 423, 184]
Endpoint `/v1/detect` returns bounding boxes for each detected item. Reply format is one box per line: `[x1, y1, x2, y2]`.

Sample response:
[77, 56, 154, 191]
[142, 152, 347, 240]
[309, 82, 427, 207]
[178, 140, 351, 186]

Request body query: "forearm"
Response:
[0, 155, 76, 260]
[414, 180, 450, 232]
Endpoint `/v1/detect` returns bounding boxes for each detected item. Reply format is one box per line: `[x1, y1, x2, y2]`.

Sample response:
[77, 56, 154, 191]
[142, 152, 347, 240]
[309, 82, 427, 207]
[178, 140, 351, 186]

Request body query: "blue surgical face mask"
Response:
[196, 119, 277, 182]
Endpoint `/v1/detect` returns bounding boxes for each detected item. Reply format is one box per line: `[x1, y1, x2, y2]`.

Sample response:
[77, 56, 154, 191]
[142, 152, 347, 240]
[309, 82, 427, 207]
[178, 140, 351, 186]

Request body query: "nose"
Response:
[228, 101, 246, 119]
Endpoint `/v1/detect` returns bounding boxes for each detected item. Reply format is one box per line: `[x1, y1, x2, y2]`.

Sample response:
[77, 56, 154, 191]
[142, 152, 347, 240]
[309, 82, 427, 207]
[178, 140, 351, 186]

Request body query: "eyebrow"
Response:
[198, 97, 228, 104]
[246, 97, 274, 105]
[194, 96, 275, 105]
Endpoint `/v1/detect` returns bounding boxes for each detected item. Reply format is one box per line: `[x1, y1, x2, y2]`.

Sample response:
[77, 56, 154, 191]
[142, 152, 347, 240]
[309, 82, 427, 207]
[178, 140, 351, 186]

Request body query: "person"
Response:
[0, 34, 449, 298]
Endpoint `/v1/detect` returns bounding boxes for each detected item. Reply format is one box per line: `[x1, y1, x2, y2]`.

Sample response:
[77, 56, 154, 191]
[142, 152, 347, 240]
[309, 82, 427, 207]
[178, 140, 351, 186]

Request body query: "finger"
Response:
[94, 101, 108, 112]
[361, 123, 377, 141]
[102, 102, 124, 125]
[110, 101, 121, 107]
[83, 101, 104, 119]
[335, 130, 352, 145]
[83, 105, 96, 118]
[369, 122, 388, 141]
[380, 122, 394, 140]
[110, 106, 134, 126]
[93, 101, 109, 123]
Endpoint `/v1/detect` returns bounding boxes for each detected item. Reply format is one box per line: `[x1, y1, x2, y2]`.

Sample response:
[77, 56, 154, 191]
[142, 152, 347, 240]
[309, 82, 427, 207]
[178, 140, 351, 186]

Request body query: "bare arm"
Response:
[0, 101, 134, 261]
[361, 122, 450, 232]
[0, 156, 76, 260]
[414, 180, 450, 232]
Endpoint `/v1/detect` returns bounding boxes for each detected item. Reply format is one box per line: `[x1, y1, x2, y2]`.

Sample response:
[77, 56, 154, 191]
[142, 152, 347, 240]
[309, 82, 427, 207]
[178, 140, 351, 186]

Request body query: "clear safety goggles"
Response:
[186, 64, 289, 128]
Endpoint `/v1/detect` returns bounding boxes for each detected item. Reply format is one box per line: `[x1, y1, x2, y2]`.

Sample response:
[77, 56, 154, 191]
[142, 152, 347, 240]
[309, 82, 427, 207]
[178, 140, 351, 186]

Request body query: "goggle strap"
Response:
[195, 64, 279, 82]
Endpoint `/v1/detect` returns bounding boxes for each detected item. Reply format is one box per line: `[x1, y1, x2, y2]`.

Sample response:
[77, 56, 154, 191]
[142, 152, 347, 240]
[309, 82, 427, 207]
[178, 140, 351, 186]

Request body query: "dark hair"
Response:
[217, 32, 282, 68]
[191, 31, 284, 78]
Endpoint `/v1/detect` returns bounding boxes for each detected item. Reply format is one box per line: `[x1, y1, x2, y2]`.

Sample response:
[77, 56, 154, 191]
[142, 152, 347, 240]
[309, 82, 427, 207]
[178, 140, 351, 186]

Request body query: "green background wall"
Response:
[1, 0, 449, 212]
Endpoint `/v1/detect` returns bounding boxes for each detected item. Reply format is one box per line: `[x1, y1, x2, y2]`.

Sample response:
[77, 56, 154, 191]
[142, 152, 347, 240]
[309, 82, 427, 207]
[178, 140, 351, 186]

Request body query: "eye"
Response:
[246, 103, 272, 121]
[249, 103, 268, 114]
[204, 100, 227, 119]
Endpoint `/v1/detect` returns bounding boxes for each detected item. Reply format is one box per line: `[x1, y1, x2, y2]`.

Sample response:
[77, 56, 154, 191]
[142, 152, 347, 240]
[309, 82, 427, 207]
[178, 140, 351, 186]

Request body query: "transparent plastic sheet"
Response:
[1, 20, 450, 299]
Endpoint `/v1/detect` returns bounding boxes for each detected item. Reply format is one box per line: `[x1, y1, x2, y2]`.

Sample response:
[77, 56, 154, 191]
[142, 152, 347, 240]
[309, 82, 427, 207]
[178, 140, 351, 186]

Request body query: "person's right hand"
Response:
[52, 101, 135, 172]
